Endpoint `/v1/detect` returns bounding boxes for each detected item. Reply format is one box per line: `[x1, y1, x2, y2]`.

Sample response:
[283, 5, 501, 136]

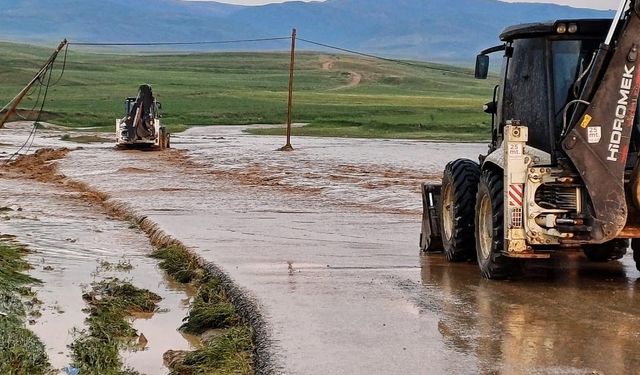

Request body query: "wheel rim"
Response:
[442, 184, 454, 241]
[478, 193, 493, 260]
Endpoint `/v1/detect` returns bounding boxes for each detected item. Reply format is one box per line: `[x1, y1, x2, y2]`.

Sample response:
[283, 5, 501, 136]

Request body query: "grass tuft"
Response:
[71, 278, 161, 375]
[172, 327, 253, 375]
[151, 246, 201, 283]
[0, 240, 51, 374]
[0, 318, 50, 375]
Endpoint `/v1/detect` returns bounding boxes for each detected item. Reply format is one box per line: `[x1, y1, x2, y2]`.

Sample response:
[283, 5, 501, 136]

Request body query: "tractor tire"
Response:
[475, 169, 522, 280]
[633, 239, 640, 272]
[440, 159, 480, 262]
[583, 239, 628, 262]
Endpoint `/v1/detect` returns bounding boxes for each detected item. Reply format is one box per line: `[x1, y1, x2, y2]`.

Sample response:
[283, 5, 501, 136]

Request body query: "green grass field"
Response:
[0, 42, 497, 140]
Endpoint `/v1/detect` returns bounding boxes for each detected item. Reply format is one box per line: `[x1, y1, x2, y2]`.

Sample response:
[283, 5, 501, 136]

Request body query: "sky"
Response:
[194, 0, 619, 11]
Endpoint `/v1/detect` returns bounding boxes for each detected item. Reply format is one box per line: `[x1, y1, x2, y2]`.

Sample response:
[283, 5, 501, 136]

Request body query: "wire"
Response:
[50, 43, 69, 87]
[25, 61, 55, 155]
[297, 38, 472, 75]
[70, 35, 467, 75]
[15, 82, 44, 120]
[70, 37, 291, 47]
[4, 57, 58, 164]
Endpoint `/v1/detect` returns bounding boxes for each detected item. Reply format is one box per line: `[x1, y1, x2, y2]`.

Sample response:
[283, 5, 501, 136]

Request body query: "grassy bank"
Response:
[152, 245, 253, 375]
[0, 42, 496, 140]
[0, 239, 51, 375]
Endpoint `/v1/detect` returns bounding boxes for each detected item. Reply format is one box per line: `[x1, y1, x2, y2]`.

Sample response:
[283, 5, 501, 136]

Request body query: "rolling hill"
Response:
[0, 0, 612, 61]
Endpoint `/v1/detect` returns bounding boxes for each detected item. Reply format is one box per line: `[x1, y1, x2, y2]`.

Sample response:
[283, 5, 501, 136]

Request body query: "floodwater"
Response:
[2, 122, 640, 374]
[0, 125, 196, 374]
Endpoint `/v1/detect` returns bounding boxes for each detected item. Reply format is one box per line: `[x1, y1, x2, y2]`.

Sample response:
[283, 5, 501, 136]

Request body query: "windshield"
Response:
[551, 39, 601, 126]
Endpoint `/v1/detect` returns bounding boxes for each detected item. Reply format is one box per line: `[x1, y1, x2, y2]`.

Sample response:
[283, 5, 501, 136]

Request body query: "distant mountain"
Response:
[0, 0, 612, 61]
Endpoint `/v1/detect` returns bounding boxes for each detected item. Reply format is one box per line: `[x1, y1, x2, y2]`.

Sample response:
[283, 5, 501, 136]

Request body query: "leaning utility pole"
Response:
[0, 39, 68, 129]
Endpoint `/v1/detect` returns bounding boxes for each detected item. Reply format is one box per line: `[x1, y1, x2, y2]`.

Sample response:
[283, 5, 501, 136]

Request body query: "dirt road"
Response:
[322, 58, 363, 90]
[2, 123, 640, 374]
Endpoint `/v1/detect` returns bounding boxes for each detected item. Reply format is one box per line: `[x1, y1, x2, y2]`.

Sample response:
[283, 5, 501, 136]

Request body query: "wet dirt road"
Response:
[3, 123, 640, 374]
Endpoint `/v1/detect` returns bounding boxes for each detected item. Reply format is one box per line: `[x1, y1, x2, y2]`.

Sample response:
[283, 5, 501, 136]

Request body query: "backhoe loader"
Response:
[116, 84, 170, 150]
[420, 0, 640, 279]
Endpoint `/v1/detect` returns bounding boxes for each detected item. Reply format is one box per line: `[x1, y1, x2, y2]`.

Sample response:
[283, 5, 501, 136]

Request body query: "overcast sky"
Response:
[201, 0, 619, 10]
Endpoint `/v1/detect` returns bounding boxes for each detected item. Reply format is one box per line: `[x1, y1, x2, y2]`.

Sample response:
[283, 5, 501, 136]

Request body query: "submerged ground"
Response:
[1, 123, 639, 374]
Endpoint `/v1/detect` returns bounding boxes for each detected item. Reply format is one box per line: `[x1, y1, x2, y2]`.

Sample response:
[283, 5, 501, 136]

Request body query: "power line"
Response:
[5, 64, 53, 164]
[297, 37, 472, 75]
[71, 35, 469, 74]
[50, 42, 69, 87]
[4, 48, 62, 164]
[70, 37, 291, 47]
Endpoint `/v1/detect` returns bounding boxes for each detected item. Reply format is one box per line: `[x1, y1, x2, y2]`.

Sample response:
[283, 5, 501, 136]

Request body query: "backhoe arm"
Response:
[562, 0, 640, 241]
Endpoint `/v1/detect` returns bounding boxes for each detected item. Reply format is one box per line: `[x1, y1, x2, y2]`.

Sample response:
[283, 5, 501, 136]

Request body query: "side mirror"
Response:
[475, 54, 490, 79]
[483, 101, 497, 114]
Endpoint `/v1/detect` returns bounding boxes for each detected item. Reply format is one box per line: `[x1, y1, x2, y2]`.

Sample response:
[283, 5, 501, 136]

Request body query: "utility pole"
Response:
[0, 39, 68, 129]
[279, 28, 296, 151]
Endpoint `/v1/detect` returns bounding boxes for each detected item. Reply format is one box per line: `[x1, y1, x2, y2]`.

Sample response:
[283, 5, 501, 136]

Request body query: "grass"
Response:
[151, 245, 202, 283]
[71, 278, 161, 375]
[60, 134, 113, 144]
[179, 277, 239, 335]
[175, 327, 253, 375]
[0, 41, 497, 140]
[152, 245, 253, 375]
[0, 240, 51, 375]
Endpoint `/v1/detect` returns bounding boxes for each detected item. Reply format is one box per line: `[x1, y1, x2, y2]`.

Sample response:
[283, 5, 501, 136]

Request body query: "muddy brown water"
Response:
[2, 122, 640, 374]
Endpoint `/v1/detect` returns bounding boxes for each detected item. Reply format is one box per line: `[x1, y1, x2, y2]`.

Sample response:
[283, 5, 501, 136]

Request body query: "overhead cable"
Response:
[70, 37, 292, 47]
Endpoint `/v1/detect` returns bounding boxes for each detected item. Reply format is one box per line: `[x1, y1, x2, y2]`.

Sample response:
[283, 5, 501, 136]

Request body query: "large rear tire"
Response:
[475, 169, 522, 280]
[440, 159, 480, 262]
[583, 239, 628, 262]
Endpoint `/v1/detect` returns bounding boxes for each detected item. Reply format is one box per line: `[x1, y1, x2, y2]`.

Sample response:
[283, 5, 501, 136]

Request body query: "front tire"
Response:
[475, 169, 521, 280]
[440, 159, 480, 262]
[583, 239, 628, 262]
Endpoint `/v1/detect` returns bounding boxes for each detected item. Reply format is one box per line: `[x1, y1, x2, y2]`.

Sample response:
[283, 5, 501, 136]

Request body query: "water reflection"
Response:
[420, 253, 640, 374]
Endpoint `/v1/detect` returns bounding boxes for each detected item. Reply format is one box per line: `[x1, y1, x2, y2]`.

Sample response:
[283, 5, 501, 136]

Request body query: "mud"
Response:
[2, 122, 640, 374]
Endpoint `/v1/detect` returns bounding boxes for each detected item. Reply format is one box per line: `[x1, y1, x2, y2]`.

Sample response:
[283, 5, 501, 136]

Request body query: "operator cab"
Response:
[477, 19, 612, 157]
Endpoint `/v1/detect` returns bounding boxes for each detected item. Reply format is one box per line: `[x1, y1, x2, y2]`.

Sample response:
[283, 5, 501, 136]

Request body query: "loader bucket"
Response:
[420, 183, 444, 252]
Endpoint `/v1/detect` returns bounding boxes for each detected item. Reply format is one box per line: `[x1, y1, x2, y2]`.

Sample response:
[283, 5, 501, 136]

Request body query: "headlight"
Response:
[556, 23, 567, 34]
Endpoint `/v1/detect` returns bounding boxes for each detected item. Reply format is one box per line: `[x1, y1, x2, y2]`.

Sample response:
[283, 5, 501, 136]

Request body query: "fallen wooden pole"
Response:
[0, 39, 68, 129]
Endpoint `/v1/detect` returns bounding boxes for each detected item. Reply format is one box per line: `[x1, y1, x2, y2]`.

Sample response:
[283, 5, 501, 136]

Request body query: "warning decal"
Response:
[508, 184, 524, 207]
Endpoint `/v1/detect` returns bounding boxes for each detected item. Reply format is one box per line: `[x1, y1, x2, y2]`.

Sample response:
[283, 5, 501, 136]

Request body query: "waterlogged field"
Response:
[0, 42, 496, 140]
